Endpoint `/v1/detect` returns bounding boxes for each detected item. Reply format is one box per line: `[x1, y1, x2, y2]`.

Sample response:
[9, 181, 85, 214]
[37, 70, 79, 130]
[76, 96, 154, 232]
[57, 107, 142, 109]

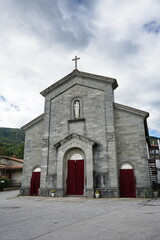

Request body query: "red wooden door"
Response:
[30, 172, 41, 196]
[120, 169, 136, 198]
[67, 160, 84, 195]
[66, 160, 76, 195]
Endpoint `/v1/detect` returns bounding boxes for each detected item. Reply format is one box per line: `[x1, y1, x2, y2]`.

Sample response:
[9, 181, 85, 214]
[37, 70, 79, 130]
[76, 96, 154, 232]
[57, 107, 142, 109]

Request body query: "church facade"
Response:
[21, 69, 151, 198]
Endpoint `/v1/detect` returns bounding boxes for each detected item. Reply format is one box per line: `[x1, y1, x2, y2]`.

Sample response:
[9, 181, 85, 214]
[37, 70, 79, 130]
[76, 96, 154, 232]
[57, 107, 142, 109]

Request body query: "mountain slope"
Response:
[0, 128, 25, 159]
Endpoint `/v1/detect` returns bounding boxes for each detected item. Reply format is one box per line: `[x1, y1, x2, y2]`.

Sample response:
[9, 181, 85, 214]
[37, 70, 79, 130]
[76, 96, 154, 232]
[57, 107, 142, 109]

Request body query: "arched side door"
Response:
[30, 167, 41, 196]
[120, 163, 136, 198]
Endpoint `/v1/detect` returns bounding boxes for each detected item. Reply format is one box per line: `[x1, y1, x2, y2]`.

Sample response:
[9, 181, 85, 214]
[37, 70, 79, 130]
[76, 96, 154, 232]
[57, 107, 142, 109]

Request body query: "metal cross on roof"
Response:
[72, 55, 80, 70]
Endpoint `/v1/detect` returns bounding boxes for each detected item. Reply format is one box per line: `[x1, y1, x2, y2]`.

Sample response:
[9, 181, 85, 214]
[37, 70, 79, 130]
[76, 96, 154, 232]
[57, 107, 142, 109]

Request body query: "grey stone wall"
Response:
[21, 72, 151, 198]
[21, 120, 43, 192]
[114, 106, 150, 190]
[42, 76, 118, 193]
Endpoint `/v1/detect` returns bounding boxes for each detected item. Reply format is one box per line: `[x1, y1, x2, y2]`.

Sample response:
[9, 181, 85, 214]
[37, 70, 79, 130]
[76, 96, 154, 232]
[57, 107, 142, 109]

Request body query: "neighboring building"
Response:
[21, 69, 151, 198]
[149, 137, 160, 189]
[0, 156, 23, 186]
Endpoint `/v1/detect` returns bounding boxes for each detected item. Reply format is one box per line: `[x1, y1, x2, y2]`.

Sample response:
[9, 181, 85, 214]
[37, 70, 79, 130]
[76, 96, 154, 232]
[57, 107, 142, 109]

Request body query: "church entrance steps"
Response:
[17, 195, 152, 203]
[66, 195, 85, 197]
[44, 197, 87, 202]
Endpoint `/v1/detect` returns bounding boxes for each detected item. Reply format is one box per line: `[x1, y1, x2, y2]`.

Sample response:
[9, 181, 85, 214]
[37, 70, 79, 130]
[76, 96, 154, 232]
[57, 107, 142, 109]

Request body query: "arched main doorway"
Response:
[56, 133, 95, 197]
[30, 166, 41, 196]
[120, 163, 136, 198]
[65, 149, 85, 195]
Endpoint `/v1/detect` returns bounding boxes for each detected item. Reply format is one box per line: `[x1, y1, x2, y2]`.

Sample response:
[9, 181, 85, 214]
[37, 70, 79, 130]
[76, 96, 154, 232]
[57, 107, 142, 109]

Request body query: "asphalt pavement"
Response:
[0, 190, 160, 240]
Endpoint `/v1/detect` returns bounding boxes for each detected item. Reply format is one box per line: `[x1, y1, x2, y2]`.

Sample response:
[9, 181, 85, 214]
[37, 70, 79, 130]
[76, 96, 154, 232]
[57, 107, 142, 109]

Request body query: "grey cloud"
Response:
[103, 39, 140, 63]
[0, 96, 7, 102]
[113, 40, 139, 58]
[0, 95, 20, 111]
[144, 20, 160, 34]
[11, 104, 20, 111]
[10, 0, 94, 49]
[58, 0, 96, 13]
[0, 0, 159, 135]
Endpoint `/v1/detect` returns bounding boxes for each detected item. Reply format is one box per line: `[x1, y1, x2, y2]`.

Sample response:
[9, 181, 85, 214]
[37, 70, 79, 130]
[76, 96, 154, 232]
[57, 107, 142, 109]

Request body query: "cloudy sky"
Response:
[0, 0, 160, 137]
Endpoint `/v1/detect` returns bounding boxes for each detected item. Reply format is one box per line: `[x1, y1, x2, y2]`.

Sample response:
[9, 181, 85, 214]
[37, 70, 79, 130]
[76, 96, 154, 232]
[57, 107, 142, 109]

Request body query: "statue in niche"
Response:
[74, 100, 80, 119]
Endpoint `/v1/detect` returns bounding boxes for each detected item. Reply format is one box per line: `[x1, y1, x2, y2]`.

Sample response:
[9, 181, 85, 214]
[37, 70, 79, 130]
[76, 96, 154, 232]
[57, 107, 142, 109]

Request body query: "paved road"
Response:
[0, 190, 160, 240]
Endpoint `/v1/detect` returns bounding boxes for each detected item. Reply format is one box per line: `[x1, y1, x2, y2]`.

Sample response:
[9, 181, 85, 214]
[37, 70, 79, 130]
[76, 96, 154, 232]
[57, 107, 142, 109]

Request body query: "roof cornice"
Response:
[21, 114, 44, 131]
[114, 102, 149, 118]
[40, 69, 118, 97]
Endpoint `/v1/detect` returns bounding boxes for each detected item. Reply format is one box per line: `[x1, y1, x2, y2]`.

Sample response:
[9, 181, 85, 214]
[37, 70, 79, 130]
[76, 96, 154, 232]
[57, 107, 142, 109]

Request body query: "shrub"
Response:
[0, 176, 13, 190]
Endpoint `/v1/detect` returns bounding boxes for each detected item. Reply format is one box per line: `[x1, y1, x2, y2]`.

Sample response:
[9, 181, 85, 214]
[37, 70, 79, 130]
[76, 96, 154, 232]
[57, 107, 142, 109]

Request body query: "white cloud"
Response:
[0, 0, 159, 137]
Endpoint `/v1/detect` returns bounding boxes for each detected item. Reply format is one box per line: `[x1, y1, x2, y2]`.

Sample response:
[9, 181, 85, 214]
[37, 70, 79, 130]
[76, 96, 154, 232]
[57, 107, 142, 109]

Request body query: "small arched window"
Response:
[71, 153, 83, 160]
[121, 163, 133, 169]
[33, 167, 41, 172]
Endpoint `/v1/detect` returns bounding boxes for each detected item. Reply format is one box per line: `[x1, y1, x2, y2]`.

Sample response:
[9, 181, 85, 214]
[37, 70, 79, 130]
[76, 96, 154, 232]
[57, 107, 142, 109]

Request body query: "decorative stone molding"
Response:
[40, 70, 118, 97]
[54, 133, 96, 149]
[68, 118, 85, 123]
[42, 138, 49, 148]
[107, 132, 115, 142]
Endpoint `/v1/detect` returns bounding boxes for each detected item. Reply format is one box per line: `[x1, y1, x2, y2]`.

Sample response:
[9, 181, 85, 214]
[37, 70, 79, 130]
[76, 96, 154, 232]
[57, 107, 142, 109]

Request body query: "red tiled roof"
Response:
[0, 166, 23, 170]
[0, 156, 23, 163]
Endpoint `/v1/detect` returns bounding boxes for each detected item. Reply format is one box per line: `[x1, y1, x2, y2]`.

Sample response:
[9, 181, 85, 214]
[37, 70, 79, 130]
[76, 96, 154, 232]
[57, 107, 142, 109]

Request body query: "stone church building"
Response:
[21, 69, 151, 198]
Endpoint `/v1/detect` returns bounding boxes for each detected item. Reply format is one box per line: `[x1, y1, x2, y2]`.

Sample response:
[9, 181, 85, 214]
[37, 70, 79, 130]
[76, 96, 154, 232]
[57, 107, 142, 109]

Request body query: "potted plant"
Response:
[95, 189, 100, 198]
[50, 189, 56, 197]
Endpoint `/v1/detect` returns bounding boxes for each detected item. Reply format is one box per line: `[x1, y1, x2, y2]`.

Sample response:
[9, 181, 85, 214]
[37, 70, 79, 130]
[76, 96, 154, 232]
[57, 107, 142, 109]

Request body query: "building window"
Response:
[71, 153, 83, 160]
[33, 167, 41, 172]
[121, 163, 133, 169]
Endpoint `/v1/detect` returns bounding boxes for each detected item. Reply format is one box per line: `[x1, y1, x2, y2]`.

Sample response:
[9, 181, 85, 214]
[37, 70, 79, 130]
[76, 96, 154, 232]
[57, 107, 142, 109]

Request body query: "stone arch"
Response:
[64, 147, 85, 160]
[71, 153, 83, 160]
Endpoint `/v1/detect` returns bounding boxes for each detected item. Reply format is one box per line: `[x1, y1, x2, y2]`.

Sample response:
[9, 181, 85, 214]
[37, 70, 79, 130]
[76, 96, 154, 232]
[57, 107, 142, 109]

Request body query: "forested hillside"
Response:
[0, 128, 25, 159]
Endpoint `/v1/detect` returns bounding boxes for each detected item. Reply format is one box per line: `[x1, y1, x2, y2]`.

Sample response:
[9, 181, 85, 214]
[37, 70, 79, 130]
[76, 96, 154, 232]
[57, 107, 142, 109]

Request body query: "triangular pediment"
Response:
[54, 133, 96, 149]
[40, 69, 118, 97]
